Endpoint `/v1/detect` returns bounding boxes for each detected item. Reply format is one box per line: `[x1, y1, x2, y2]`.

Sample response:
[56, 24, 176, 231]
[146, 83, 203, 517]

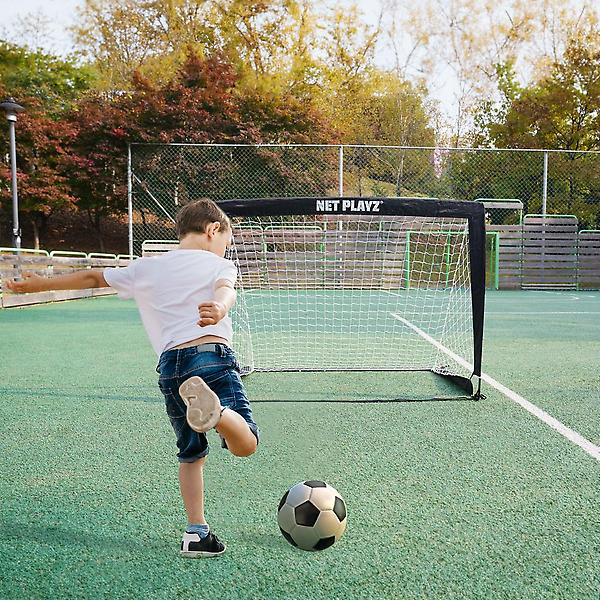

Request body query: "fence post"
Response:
[542, 150, 548, 215]
[127, 143, 134, 259]
[339, 145, 344, 197]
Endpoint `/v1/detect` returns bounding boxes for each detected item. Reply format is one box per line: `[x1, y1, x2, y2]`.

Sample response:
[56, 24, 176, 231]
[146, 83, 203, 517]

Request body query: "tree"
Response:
[73, 0, 396, 143]
[74, 0, 216, 90]
[64, 50, 336, 249]
[491, 36, 600, 224]
[336, 72, 437, 196]
[487, 36, 600, 151]
[0, 44, 93, 248]
[212, 0, 317, 93]
[458, 34, 600, 225]
[0, 41, 95, 114]
[0, 91, 77, 248]
[387, 0, 600, 144]
[74, 1, 383, 100]
[309, 3, 382, 135]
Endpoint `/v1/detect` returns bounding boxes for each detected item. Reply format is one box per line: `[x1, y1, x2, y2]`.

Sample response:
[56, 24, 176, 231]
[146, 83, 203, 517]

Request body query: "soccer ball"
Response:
[277, 480, 347, 551]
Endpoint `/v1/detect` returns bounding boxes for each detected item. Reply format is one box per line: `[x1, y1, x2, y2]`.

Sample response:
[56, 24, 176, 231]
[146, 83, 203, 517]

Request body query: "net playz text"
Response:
[316, 199, 383, 212]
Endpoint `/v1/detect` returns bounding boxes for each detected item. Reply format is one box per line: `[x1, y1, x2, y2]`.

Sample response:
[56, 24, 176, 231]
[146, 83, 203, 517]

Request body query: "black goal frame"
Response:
[219, 196, 486, 400]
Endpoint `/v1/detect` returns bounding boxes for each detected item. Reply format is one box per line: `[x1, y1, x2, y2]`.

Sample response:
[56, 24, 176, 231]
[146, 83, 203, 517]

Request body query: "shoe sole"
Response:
[178, 376, 222, 433]
[180, 547, 226, 558]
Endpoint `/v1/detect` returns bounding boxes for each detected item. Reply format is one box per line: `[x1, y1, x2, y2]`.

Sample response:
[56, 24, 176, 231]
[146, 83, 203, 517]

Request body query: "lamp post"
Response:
[0, 98, 25, 250]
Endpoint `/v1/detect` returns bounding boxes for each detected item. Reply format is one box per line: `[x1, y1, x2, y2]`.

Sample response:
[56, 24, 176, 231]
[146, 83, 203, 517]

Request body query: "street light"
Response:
[0, 97, 25, 250]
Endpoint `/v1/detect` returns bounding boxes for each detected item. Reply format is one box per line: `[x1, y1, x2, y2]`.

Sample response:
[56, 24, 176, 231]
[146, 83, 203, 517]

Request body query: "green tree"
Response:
[464, 35, 600, 225]
[0, 41, 95, 113]
[487, 37, 600, 151]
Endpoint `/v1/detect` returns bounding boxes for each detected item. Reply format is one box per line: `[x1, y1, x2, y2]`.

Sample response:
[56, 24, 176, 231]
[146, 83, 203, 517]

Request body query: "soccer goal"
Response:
[223, 197, 486, 401]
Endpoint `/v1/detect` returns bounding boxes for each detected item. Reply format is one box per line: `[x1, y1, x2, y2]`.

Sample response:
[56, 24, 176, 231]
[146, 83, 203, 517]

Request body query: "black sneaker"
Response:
[180, 531, 226, 558]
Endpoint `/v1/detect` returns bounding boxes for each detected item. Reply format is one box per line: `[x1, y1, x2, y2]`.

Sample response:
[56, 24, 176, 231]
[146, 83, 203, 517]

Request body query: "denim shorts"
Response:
[157, 343, 259, 463]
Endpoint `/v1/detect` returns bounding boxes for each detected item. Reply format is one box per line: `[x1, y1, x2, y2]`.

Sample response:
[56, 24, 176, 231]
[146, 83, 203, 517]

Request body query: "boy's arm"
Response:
[198, 279, 237, 327]
[4, 269, 109, 294]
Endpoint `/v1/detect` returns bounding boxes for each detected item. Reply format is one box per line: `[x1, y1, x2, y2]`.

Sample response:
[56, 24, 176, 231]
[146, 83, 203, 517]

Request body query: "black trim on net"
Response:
[467, 208, 486, 381]
[220, 196, 486, 399]
[438, 373, 474, 396]
[220, 196, 480, 219]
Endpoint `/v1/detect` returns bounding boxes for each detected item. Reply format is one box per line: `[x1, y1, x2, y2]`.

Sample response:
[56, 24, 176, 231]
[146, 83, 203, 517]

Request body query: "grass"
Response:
[0, 292, 599, 599]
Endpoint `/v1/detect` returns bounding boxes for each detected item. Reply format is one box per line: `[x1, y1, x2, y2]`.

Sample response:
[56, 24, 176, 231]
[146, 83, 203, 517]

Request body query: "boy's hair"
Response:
[176, 198, 231, 239]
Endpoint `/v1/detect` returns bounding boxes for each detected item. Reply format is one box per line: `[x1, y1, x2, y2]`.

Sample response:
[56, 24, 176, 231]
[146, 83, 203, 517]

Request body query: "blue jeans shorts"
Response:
[157, 343, 259, 463]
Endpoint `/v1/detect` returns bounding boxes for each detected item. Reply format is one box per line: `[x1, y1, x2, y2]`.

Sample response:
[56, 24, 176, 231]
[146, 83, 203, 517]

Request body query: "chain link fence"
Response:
[129, 143, 600, 254]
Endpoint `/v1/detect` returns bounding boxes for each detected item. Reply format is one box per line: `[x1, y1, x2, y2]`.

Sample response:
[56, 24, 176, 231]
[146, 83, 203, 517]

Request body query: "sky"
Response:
[2, 0, 87, 57]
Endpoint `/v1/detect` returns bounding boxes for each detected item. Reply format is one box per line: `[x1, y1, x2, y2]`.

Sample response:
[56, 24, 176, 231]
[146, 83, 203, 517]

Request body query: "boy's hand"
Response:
[3, 273, 47, 294]
[198, 301, 227, 326]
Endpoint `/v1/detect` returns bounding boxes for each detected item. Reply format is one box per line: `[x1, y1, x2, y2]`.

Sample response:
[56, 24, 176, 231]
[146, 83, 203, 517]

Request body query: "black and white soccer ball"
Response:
[277, 480, 347, 551]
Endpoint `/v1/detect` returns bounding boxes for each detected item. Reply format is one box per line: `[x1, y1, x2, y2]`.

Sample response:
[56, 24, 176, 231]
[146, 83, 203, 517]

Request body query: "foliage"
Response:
[0, 44, 95, 247]
[457, 35, 600, 227]
[5, 0, 600, 248]
[0, 40, 95, 114]
[0, 90, 78, 247]
[61, 50, 337, 248]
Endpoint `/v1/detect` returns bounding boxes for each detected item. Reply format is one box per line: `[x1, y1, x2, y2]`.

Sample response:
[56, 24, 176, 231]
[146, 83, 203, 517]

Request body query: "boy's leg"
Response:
[179, 457, 207, 525]
[215, 409, 257, 457]
[178, 456, 226, 558]
[179, 374, 258, 457]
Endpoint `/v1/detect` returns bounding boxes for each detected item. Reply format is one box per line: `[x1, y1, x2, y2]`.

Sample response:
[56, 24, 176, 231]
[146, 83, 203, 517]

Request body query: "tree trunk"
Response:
[37, 213, 50, 249]
[87, 209, 105, 253]
[31, 218, 40, 250]
[95, 212, 105, 253]
[395, 151, 405, 196]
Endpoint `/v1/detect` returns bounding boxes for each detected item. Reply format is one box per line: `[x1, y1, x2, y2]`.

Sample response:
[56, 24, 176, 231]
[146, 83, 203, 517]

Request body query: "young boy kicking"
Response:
[6, 198, 259, 558]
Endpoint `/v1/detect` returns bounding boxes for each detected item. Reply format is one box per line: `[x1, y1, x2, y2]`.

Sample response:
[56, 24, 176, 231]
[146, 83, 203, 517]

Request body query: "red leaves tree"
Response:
[2, 48, 334, 250]
[0, 91, 77, 249]
[64, 51, 334, 250]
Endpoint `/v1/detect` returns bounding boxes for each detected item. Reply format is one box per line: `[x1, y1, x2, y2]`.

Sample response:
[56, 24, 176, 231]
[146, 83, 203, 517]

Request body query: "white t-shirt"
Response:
[104, 249, 237, 355]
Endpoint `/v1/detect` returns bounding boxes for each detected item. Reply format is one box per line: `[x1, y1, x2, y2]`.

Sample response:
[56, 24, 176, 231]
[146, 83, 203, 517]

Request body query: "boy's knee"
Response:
[231, 438, 257, 458]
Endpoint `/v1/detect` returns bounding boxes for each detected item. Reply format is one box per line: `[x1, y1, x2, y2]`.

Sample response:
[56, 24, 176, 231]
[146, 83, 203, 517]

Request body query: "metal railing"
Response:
[0, 247, 138, 262]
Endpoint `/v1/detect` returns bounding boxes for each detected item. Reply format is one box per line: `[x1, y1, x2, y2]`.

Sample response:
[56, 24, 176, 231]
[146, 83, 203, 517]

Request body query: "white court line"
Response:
[487, 311, 600, 316]
[382, 290, 598, 316]
[537, 290, 580, 300]
[390, 313, 600, 461]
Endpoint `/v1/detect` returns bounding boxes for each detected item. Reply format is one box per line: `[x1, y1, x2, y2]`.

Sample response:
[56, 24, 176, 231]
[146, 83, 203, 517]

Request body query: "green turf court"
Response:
[1, 291, 599, 599]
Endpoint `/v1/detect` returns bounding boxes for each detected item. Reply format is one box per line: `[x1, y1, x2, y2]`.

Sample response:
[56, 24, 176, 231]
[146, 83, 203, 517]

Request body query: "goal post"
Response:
[221, 197, 486, 400]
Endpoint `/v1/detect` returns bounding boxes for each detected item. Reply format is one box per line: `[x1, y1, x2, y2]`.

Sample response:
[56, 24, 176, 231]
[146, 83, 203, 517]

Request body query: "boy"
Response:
[6, 198, 259, 558]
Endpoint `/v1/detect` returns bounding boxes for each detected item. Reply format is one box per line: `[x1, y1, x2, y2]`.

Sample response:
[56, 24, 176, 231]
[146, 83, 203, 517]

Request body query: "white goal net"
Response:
[229, 213, 477, 386]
